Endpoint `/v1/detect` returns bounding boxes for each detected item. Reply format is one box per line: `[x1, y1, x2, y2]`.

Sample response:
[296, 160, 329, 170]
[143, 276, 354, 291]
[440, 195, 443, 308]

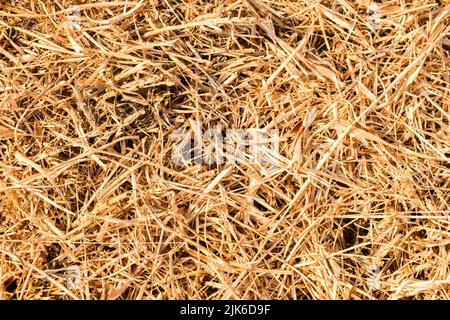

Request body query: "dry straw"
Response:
[0, 0, 449, 299]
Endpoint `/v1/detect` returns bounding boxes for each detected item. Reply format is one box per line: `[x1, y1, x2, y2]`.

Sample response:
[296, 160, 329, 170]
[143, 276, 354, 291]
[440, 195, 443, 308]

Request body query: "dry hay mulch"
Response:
[0, 0, 449, 300]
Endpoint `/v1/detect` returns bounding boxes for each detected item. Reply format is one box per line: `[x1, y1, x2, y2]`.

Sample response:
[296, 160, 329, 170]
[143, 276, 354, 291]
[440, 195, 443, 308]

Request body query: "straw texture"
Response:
[0, 0, 449, 299]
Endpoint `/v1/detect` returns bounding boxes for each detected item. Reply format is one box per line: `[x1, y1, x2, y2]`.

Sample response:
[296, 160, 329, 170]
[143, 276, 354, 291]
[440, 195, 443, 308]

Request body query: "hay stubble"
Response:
[0, 0, 449, 299]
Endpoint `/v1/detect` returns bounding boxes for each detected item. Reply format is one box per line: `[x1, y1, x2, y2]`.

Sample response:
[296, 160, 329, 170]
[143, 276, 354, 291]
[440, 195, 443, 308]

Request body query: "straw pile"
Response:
[0, 0, 449, 300]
